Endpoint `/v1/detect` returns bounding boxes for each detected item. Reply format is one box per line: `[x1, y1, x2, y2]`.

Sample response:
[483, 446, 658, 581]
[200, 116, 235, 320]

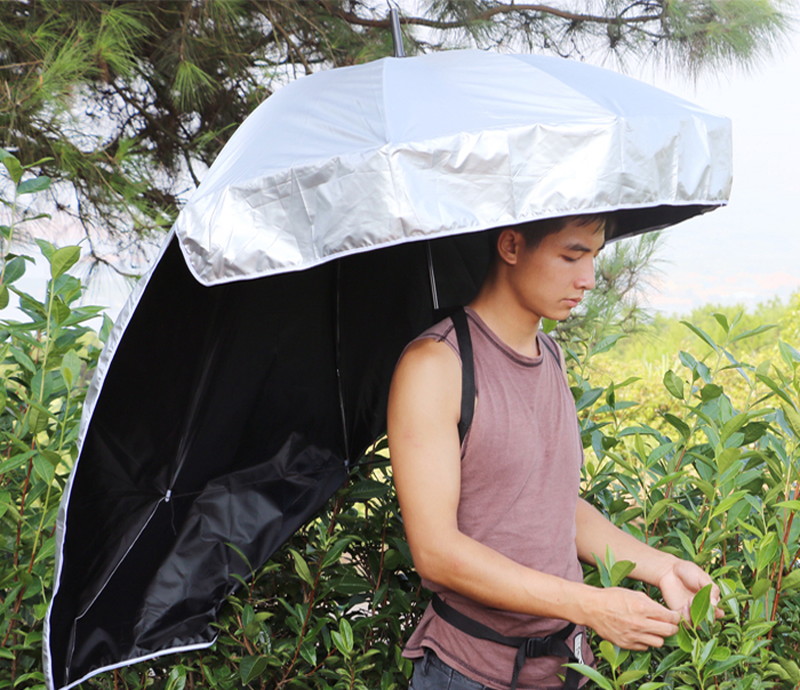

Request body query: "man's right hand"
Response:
[580, 586, 681, 650]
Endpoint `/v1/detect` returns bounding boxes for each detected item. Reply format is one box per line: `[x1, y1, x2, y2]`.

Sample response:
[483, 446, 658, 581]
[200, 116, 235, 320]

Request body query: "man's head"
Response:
[480, 213, 613, 323]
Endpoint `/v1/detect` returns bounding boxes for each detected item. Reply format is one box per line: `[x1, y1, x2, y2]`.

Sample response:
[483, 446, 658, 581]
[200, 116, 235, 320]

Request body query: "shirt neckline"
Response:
[463, 306, 545, 367]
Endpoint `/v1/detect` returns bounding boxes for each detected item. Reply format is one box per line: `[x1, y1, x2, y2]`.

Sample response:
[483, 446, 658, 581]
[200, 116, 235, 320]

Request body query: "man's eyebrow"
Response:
[564, 241, 606, 253]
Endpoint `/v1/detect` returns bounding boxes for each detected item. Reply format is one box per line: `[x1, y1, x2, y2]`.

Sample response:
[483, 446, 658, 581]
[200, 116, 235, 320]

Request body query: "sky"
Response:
[4, 16, 799, 322]
[629, 42, 800, 314]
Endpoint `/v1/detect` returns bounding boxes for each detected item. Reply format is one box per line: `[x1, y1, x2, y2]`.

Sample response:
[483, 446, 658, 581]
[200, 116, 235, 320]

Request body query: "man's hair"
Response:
[490, 212, 616, 253]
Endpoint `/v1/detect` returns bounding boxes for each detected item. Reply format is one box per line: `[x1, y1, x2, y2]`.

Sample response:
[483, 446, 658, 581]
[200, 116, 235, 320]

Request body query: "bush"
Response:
[1, 150, 106, 689]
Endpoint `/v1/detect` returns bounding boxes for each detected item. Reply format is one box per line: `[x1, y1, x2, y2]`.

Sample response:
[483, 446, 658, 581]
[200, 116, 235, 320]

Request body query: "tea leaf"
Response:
[49, 246, 81, 280]
[564, 664, 614, 690]
[663, 370, 685, 400]
[690, 584, 713, 625]
[17, 175, 52, 195]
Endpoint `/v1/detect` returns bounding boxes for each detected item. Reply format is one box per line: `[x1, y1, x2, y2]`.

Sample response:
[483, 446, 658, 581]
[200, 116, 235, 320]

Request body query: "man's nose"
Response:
[577, 259, 596, 290]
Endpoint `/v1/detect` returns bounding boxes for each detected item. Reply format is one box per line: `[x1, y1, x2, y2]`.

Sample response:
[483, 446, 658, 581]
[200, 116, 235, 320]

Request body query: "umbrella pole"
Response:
[335, 261, 351, 468]
[426, 242, 440, 312]
[388, 3, 405, 58]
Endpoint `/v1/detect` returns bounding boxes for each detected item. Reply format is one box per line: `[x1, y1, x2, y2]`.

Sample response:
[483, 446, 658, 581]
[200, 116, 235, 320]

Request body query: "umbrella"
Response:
[43, 49, 731, 689]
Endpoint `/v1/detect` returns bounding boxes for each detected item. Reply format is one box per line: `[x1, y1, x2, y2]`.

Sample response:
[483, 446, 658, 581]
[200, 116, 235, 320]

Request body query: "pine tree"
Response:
[0, 0, 789, 246]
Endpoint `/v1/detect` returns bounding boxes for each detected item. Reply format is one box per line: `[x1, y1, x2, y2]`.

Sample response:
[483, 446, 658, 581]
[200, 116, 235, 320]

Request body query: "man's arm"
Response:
[388, 338, 681, 650]
[575, 498, 721, 621]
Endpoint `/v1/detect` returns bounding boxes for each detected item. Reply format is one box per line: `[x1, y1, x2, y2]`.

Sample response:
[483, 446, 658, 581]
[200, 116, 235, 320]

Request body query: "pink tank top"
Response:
[402, 308, 592, 689]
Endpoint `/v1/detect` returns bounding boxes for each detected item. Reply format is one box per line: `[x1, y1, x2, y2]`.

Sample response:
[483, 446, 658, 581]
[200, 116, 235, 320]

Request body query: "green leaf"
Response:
[712, 312, 730, 333]
[730, 324, 777, 343]
[49, 246, 81, 279]
[17, 175, 52, 195]
[756, 373, 794, 406]
[700, 383, 723, 401]
[574, 387, 604, 412]
[331, 618, 354, 656]
[617, 669, 648, 685]
[590, 333, 625, 356]
[33, 453, 56, 483]
[2, 256, 27, 284]
[780, 569, 800, 592]
[289, 549, 314, 586]
[663, 370, 685, 399]
[35, 239, 55, 261]
[345, 478, 389, 502]
[774, 500, 800, 511]
[563, 663, 614, 690]
[0, 284, 8, 310]
[676, 624, 693, 652]
[690, 584, 711, 623]
[60, 350, 82, 389]
[778, 341, 800, 366]
[680, 321, 720, 353]
[610, 559, 636, 586]
[0, 149, 23, 184]
[0, 490, 12, 520]
[662, 413, 691, 439]
[239, 655, 267, 685]
[710, 491, 747, 519]
[751, 577, 771, 599]
[779, 403, 800, 437]
[321, 537, 354, 569]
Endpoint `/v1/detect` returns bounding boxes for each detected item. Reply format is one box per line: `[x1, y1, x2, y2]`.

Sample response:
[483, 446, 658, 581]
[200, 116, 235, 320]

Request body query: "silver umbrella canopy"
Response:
[44, 49, 731, 689]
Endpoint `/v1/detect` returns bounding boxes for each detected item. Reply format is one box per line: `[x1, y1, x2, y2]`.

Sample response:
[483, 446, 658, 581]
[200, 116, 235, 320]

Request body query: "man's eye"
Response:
[562, 255, 579, 263]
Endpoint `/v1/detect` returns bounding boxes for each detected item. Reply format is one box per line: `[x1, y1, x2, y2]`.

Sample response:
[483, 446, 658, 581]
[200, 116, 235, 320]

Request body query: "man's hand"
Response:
[583, 587, 680, 651]
[657, 558, 722, 623]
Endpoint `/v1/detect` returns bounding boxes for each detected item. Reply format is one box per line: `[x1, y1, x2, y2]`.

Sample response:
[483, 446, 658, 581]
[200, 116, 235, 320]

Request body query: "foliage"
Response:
[1, 0, 790, 249]
[0, 149, 107, 688]
[569, 307, 800, 689]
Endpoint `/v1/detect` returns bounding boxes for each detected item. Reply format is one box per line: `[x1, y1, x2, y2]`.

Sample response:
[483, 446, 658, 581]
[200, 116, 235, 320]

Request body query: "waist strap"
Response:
[431, 594, 582, 690]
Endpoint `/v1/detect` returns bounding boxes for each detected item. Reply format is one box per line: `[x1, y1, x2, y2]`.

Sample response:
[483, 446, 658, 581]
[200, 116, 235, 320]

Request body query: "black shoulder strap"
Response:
[450, 308, 475, 446]
[539, 331, 560, 363]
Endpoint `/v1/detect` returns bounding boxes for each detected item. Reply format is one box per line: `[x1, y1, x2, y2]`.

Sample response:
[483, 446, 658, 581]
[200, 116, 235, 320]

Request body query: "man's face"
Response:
[506, 219, 604, 322]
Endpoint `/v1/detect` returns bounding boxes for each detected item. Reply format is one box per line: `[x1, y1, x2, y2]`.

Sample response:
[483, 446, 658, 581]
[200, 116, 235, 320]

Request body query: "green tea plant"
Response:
[569, 313, 800, 688]
[1, 149, 107, 688]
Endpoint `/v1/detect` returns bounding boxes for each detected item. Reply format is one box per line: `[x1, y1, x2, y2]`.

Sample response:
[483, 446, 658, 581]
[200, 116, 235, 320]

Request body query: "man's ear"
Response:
[496, 229, 523, 266]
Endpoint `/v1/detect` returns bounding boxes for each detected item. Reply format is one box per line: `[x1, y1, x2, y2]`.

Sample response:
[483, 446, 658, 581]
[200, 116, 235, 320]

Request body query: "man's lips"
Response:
[563, 297, 582, 308]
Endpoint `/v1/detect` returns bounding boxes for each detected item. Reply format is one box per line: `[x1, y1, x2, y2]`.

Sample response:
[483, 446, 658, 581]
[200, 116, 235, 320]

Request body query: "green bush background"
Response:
[2, 150, 799, 689]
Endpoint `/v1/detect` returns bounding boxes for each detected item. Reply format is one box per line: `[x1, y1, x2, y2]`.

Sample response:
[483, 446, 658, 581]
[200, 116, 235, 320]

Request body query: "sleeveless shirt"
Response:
[402, 307, 592, 689]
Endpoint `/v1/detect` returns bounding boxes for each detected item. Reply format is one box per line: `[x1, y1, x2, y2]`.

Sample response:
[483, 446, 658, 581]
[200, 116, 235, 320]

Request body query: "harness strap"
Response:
[432, 594, 582, 690]
[450, 308, 475, 446]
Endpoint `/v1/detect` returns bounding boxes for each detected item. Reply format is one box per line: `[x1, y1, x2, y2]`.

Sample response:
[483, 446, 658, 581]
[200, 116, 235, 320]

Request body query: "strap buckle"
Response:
[524, 636, 550, 658]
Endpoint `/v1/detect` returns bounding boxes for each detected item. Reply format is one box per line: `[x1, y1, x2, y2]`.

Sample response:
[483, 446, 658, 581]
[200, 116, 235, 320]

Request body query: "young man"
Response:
[387, 215, 719, 689]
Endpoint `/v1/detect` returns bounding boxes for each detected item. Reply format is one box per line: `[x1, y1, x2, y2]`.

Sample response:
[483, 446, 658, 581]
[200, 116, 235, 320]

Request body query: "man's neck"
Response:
[468, 292, 541, 358]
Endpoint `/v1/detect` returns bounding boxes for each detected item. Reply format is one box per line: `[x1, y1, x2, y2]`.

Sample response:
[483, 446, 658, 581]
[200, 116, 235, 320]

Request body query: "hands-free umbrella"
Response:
[44, 49, 731, 689]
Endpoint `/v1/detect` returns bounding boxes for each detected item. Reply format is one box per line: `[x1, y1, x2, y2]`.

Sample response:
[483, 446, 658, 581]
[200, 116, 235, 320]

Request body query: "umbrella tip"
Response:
[388, 2, 406, 58]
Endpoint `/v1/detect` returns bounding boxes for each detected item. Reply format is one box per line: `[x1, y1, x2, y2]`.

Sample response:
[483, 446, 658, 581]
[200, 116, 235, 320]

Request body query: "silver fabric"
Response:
[173, 50, 731, 286]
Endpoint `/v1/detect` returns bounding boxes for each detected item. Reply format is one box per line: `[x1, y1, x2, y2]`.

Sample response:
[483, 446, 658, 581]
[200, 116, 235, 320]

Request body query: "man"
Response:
[387, 214, 719, 689]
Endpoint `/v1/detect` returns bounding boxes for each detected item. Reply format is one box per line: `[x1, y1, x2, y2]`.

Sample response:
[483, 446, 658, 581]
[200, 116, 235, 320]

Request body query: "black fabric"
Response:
[48, 233, 491, 688]
[432, 595, 581, 690]
[451, 308, 475, 446]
